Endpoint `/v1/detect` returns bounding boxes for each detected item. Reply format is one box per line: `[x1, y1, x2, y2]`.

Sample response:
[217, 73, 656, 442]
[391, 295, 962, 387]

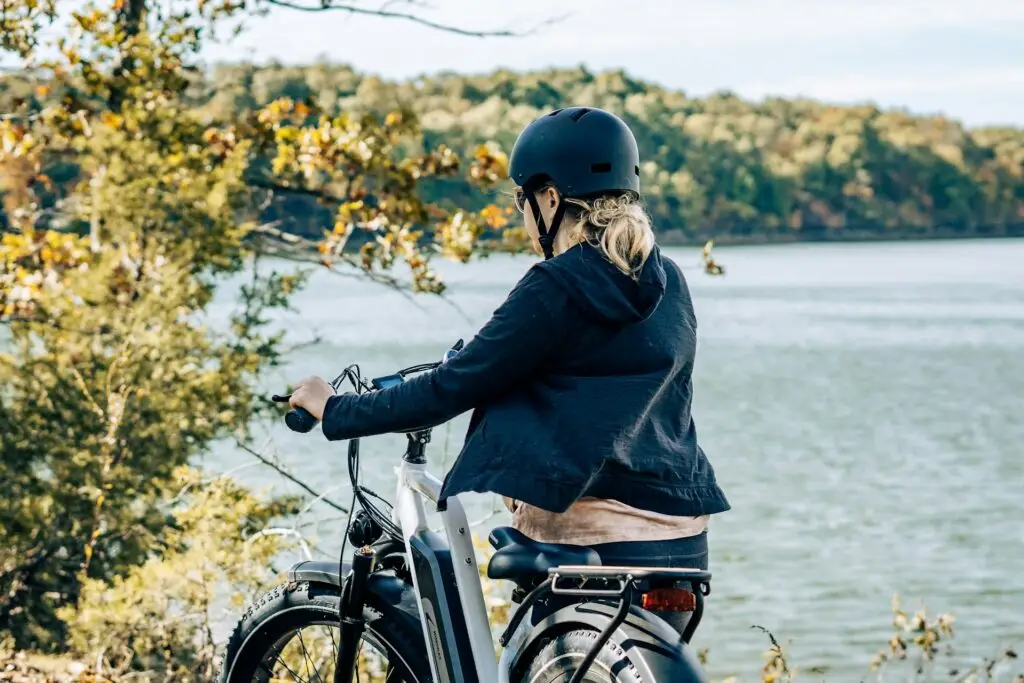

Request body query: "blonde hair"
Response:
[562, 193, 656, 278]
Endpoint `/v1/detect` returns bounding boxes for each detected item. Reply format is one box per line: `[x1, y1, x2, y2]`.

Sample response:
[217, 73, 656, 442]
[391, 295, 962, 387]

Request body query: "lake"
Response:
[207, 238, 1024, 680]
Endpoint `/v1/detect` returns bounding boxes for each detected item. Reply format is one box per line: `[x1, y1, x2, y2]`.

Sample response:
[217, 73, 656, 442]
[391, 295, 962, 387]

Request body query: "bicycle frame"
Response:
[392, 457, 502, 683]
[388, 457, 711, 683]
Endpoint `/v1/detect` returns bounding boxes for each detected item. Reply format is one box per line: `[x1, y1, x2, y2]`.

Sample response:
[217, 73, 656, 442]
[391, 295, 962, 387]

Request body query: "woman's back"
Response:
[438, 241, 728, 519]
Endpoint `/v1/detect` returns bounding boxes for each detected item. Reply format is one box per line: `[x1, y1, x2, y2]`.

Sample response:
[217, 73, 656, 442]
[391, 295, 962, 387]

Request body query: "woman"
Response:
[289, 106, 730, 585]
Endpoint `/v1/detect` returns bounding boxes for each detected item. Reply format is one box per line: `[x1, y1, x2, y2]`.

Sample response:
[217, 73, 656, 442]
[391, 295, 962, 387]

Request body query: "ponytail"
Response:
[563, 193, 656, 278]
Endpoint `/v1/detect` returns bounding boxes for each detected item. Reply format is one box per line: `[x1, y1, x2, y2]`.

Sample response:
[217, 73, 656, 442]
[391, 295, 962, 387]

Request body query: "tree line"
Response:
[7, 61, 1022, 244]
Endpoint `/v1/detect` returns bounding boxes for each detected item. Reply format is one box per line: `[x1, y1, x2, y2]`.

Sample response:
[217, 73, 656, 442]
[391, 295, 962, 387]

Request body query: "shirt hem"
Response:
[513, 522, 709, 547]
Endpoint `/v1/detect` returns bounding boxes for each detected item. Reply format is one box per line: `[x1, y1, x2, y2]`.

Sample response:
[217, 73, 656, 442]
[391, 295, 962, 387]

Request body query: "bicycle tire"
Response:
[520, 629, 646, 683]
[218, 580, 431, 683]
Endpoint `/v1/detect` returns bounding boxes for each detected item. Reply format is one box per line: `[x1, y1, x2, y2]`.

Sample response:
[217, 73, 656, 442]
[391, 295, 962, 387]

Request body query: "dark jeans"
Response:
[590, 532, 709, 570]
[529, 532, 709, 638]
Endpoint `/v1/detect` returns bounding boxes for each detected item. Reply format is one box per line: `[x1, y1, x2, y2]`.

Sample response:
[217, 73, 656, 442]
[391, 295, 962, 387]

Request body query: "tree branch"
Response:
[0, 544, 59, 624]
[248, 177, 341, 203]
[234, 438, 349, 514]
[378, 0, 431, 12]
[249, 222, 427, 300]
[263, 0, 570, 38]
[246, 527, 313, 561]
[279, 333, 324, 355]
[248, 222, 474, 322]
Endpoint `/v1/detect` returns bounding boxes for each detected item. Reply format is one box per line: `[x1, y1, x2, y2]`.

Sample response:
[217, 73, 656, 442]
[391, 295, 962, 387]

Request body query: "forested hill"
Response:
[6, 63, 1024, 244]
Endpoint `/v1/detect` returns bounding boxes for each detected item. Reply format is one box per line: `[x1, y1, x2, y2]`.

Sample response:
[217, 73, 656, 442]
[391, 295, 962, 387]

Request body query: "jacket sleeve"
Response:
[321, 266, 569, 441]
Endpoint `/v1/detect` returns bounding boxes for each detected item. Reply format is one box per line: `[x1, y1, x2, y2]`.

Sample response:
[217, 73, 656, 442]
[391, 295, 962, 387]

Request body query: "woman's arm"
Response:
[320, 266, 569, 441]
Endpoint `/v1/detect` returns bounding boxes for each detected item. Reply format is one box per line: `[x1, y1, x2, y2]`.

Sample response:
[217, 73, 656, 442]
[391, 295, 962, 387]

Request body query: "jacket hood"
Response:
[536, 242, 667, 325]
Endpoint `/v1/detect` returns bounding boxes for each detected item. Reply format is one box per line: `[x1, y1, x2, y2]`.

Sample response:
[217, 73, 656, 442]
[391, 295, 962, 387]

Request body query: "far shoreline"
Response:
[657, 224, 1024, 248]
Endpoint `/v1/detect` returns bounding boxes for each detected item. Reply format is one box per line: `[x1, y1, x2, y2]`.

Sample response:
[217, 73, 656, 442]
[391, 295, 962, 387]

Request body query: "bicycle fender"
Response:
[288, 560, 349, 588]
[287, 560, 422, 625]
[509, 600, 709, 683]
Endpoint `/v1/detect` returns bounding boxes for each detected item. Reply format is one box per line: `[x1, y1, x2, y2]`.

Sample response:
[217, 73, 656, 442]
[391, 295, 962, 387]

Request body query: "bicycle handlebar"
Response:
[273, 339, 464, 434]
[284, 405, 319, 433]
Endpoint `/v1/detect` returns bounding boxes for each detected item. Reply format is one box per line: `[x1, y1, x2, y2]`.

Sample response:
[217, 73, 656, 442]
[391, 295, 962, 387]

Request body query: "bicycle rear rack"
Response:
[499, 565, 712, 683]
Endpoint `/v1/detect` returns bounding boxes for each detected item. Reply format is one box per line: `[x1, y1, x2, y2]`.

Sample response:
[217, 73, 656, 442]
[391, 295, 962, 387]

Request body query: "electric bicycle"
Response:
[217, 341, 711, 683]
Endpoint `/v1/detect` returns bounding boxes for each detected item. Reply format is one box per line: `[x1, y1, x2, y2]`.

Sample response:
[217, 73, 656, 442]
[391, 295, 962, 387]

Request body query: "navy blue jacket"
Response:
[321, 242, 730, 517]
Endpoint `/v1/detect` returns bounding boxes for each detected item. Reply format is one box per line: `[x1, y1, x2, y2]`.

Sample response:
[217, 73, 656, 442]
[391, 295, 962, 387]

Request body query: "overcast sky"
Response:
[8, 0, 1024, 127]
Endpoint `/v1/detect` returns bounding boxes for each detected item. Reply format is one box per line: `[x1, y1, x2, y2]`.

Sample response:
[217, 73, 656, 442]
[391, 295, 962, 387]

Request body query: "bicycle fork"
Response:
[334, 546, 374, 683]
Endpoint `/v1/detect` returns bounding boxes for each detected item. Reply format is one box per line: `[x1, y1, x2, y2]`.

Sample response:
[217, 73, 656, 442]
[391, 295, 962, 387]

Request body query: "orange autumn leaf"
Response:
[480, 204, 508, 229]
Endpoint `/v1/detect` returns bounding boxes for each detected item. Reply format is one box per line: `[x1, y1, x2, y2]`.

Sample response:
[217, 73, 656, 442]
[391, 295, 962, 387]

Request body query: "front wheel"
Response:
[520, 630, 646, 683]
[218, 580, 431, 683]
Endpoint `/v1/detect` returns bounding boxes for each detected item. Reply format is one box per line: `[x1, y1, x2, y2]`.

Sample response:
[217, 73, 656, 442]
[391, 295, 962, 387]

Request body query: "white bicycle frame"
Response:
[278, 447, 708, 683]
[393, 457, 525, 683]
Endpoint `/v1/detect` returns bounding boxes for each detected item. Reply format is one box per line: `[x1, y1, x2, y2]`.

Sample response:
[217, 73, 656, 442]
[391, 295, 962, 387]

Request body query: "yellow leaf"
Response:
[1, 129, 18, 154]
[480, 204, 508, 229]
[101, 112, 124, 129]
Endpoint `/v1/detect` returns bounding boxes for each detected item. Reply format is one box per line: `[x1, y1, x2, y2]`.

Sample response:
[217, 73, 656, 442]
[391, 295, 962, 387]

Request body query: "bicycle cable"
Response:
[332, 364, 402, 542]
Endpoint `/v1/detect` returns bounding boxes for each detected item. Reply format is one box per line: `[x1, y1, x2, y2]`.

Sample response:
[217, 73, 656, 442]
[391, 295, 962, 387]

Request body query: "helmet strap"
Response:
[525, 189, 567, 260]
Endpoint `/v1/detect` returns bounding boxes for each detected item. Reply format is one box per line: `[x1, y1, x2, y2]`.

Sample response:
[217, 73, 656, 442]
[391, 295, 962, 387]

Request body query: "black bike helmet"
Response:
[509, 106, 641, 259]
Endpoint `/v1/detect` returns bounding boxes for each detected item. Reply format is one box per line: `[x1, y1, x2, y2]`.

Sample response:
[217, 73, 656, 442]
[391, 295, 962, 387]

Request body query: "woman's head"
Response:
[514, 184, 655, 278]
[509, 106, 654, 277]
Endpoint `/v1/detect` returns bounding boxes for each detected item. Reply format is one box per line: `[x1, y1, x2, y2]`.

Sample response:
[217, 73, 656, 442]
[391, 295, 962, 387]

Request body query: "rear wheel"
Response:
[218, 580, 430, 683]
[521, 629, 645, 683]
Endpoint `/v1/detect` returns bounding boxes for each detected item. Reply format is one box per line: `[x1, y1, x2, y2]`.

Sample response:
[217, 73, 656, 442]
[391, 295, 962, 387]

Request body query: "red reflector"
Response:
[641, 588, 696, 612]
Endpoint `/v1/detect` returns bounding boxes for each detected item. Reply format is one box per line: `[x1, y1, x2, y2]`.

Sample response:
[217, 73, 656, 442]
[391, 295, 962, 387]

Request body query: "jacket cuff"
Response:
[321, 393, 350, 441]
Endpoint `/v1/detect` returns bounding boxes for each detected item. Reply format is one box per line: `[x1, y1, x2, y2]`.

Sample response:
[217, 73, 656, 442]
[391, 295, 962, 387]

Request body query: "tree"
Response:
[0, 0, 524, 652]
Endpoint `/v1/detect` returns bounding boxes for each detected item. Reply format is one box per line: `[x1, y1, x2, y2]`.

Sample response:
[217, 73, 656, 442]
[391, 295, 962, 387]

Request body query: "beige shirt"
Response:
[504, 496, 708, 546]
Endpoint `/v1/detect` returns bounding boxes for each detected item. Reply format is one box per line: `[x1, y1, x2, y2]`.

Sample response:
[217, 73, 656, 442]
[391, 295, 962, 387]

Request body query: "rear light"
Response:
[641, 588, 696, 612]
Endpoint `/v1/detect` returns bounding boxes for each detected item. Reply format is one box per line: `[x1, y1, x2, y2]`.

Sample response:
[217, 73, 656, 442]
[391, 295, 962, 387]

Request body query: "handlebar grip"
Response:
[285, 407, 319, 433]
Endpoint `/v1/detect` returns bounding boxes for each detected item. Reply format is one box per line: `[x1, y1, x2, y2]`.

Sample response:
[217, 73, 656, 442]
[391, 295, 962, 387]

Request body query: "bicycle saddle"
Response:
[487, 526, 601, 582]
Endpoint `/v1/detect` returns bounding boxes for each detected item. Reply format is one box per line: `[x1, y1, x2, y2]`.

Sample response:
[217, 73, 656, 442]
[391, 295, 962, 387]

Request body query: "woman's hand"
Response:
[289, 376, 335, 421]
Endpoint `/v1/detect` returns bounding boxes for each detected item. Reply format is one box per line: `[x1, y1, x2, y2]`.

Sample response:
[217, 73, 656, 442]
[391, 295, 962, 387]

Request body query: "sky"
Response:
[7, 0, 1024, 128]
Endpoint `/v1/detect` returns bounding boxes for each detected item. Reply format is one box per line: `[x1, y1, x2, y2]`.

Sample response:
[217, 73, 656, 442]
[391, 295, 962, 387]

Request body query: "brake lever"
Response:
[442, 338, 464, 364]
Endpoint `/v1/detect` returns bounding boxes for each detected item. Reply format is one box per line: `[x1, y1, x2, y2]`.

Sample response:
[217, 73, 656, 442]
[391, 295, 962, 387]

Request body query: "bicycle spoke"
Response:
[256, 622, 396, 683]
[268, 653, 306, 683]
[315, 625, 337, 679]
[309, 625, 335, 679]
[297, 630, 325, 683]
